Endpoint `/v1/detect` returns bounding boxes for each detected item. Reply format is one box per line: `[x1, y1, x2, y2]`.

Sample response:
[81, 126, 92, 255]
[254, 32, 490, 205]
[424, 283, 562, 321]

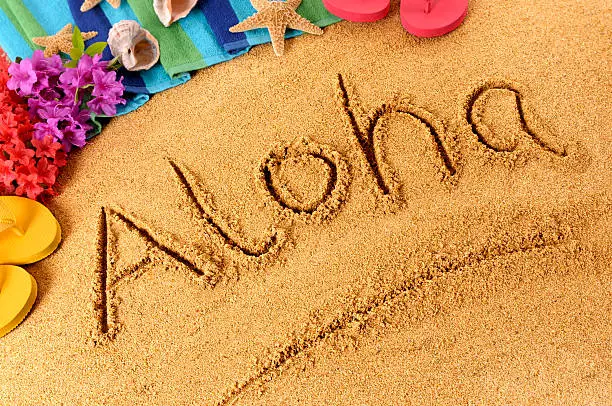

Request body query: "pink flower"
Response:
[59, 54, 107, 93]
[88, 69, 125, 116]
[91, 68, 123, 98]
[7, 58, 37, 95]
[60, 119, 87, 152]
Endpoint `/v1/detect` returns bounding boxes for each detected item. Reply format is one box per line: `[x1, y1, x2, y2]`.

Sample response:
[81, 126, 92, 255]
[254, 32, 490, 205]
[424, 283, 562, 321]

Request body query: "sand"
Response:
[1, 0, 611, 404]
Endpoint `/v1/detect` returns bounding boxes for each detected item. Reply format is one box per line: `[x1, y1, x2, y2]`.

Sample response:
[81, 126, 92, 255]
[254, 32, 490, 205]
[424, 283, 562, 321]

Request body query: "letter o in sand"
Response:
[257, 137, 350, 224]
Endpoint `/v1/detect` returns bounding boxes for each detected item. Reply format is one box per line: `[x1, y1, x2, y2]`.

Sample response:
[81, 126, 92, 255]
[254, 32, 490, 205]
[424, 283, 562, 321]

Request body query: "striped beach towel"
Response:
[0, 0, 340, 114]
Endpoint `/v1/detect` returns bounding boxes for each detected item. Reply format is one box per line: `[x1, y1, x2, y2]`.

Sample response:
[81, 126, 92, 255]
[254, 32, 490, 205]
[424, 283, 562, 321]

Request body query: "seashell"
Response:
[107, 20, 160, 71]
[153, 0, 198, 27]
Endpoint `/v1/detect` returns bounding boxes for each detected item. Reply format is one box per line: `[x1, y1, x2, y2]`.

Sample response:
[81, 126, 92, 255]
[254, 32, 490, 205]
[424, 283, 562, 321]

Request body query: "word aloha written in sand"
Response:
[92, 74, 580, 344]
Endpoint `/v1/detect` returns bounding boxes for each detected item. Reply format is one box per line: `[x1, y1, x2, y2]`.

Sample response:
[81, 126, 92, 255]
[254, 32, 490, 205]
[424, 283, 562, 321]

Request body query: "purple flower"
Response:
[33, 121, 64, 143]
[7, 46, 125, 152]
[37, 103, 72, 123]
[30, 50, 48, 71]
[26, 51, 64, 95]
[87, 96, 114, 116]
[70, 105, 92, 126]
[60, 114, 91, 152]
[90, 54, 109, 71]
[7, 58, 37, 95]
[87, 69, 125, 116]
[32, 103, 73, 144]
[44, 53, 64, 76]
[60, 123, 87, 152]
[91, 69, 123, 98]
[59, 54, 109, 94]
[59, 69, 88, 95]
[27, 88, 62, 117]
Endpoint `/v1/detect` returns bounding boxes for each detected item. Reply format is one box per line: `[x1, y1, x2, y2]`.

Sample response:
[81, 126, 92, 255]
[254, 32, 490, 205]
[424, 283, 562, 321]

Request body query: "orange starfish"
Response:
[229, 0, 323, 56]
[32, 24, 98, 57]
[81, 0, 121, 12]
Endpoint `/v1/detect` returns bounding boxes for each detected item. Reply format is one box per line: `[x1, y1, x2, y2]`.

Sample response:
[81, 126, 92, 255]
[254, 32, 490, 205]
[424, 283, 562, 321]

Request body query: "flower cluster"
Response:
[7, 50, 125, 152]
[1, 51, 66, 200]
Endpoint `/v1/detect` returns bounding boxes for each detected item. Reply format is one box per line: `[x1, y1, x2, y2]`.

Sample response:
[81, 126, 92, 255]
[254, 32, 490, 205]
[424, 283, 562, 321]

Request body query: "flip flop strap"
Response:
[0, 201, 16, 234]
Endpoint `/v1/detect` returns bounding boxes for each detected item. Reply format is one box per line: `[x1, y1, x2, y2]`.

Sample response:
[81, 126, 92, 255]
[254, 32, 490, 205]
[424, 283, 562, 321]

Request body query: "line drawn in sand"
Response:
[217, 222, 575, 406]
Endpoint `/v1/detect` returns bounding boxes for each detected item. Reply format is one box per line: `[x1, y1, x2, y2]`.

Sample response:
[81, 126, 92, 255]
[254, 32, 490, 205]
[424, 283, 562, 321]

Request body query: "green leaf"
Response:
[108, 56, 121, 70]
[85, 41, 107, 57]
[69, 46, 83, 62]
[64, 59, 78, 68]
[72, 25, 85, 52]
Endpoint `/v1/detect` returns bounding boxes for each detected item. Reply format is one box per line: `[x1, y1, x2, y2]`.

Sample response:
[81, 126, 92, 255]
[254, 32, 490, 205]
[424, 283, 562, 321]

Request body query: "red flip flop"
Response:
[400, 0, 468, 37]
[322, 0, 391, 22]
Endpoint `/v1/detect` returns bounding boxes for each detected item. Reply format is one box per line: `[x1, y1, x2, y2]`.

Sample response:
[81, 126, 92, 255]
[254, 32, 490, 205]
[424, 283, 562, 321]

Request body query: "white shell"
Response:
[107, 20, 160, 71]
[153, 0, 198, 27]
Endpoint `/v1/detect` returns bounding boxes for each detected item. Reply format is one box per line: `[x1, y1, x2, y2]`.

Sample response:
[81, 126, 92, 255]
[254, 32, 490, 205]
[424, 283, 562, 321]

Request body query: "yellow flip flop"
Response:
[0, 265, 37, 338]
[0, 196, 62, 265]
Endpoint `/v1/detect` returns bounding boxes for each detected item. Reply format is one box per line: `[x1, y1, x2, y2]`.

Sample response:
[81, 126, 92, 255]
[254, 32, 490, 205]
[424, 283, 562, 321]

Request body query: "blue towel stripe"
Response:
[226, 0, 267, 46]
[0, 8, 32, 60]
[22, 0, 72, 35]
[99, 0, 140, 23]
[198, 0, 250, 54]
[178, 8, 232, 66]
[139, 68, 191, 94]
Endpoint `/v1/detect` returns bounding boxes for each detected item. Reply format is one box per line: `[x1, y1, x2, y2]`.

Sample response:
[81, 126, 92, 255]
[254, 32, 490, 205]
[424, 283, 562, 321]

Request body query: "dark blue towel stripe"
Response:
[198, 0, 249, 54]
[67, 0, 113, 59]
[67, 0, 148, 93]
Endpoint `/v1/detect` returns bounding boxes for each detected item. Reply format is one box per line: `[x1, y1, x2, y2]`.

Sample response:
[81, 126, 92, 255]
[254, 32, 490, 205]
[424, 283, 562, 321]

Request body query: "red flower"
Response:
[0, 183, 15, 195]
[35, 157, 58, 185]
[54, 150, 67, 167]
[5, 138, 34, 165]
[15, 171, 44, 199]
[0, 159, 15, 186]
[0, 121, 18, 144]
[31, 135, 62, 159]
[0, 48, 68, 201]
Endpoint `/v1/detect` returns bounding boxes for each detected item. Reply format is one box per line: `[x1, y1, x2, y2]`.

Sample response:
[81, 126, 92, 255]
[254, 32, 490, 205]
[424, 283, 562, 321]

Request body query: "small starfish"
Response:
[81, 0, 121, 12]
[229, 0, 323, 56]
[32, 24, 98, 57]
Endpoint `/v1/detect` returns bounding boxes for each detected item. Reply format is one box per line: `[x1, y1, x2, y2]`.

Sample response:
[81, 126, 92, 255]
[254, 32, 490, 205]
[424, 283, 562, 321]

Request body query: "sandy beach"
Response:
[0, 0, 610, 404]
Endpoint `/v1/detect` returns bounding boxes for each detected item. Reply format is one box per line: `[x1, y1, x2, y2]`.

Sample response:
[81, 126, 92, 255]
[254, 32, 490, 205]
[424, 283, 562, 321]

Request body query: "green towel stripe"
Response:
[126, 0, 203, 78]
[297, 1, 340, 23]
[0, 0, 47, 50]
